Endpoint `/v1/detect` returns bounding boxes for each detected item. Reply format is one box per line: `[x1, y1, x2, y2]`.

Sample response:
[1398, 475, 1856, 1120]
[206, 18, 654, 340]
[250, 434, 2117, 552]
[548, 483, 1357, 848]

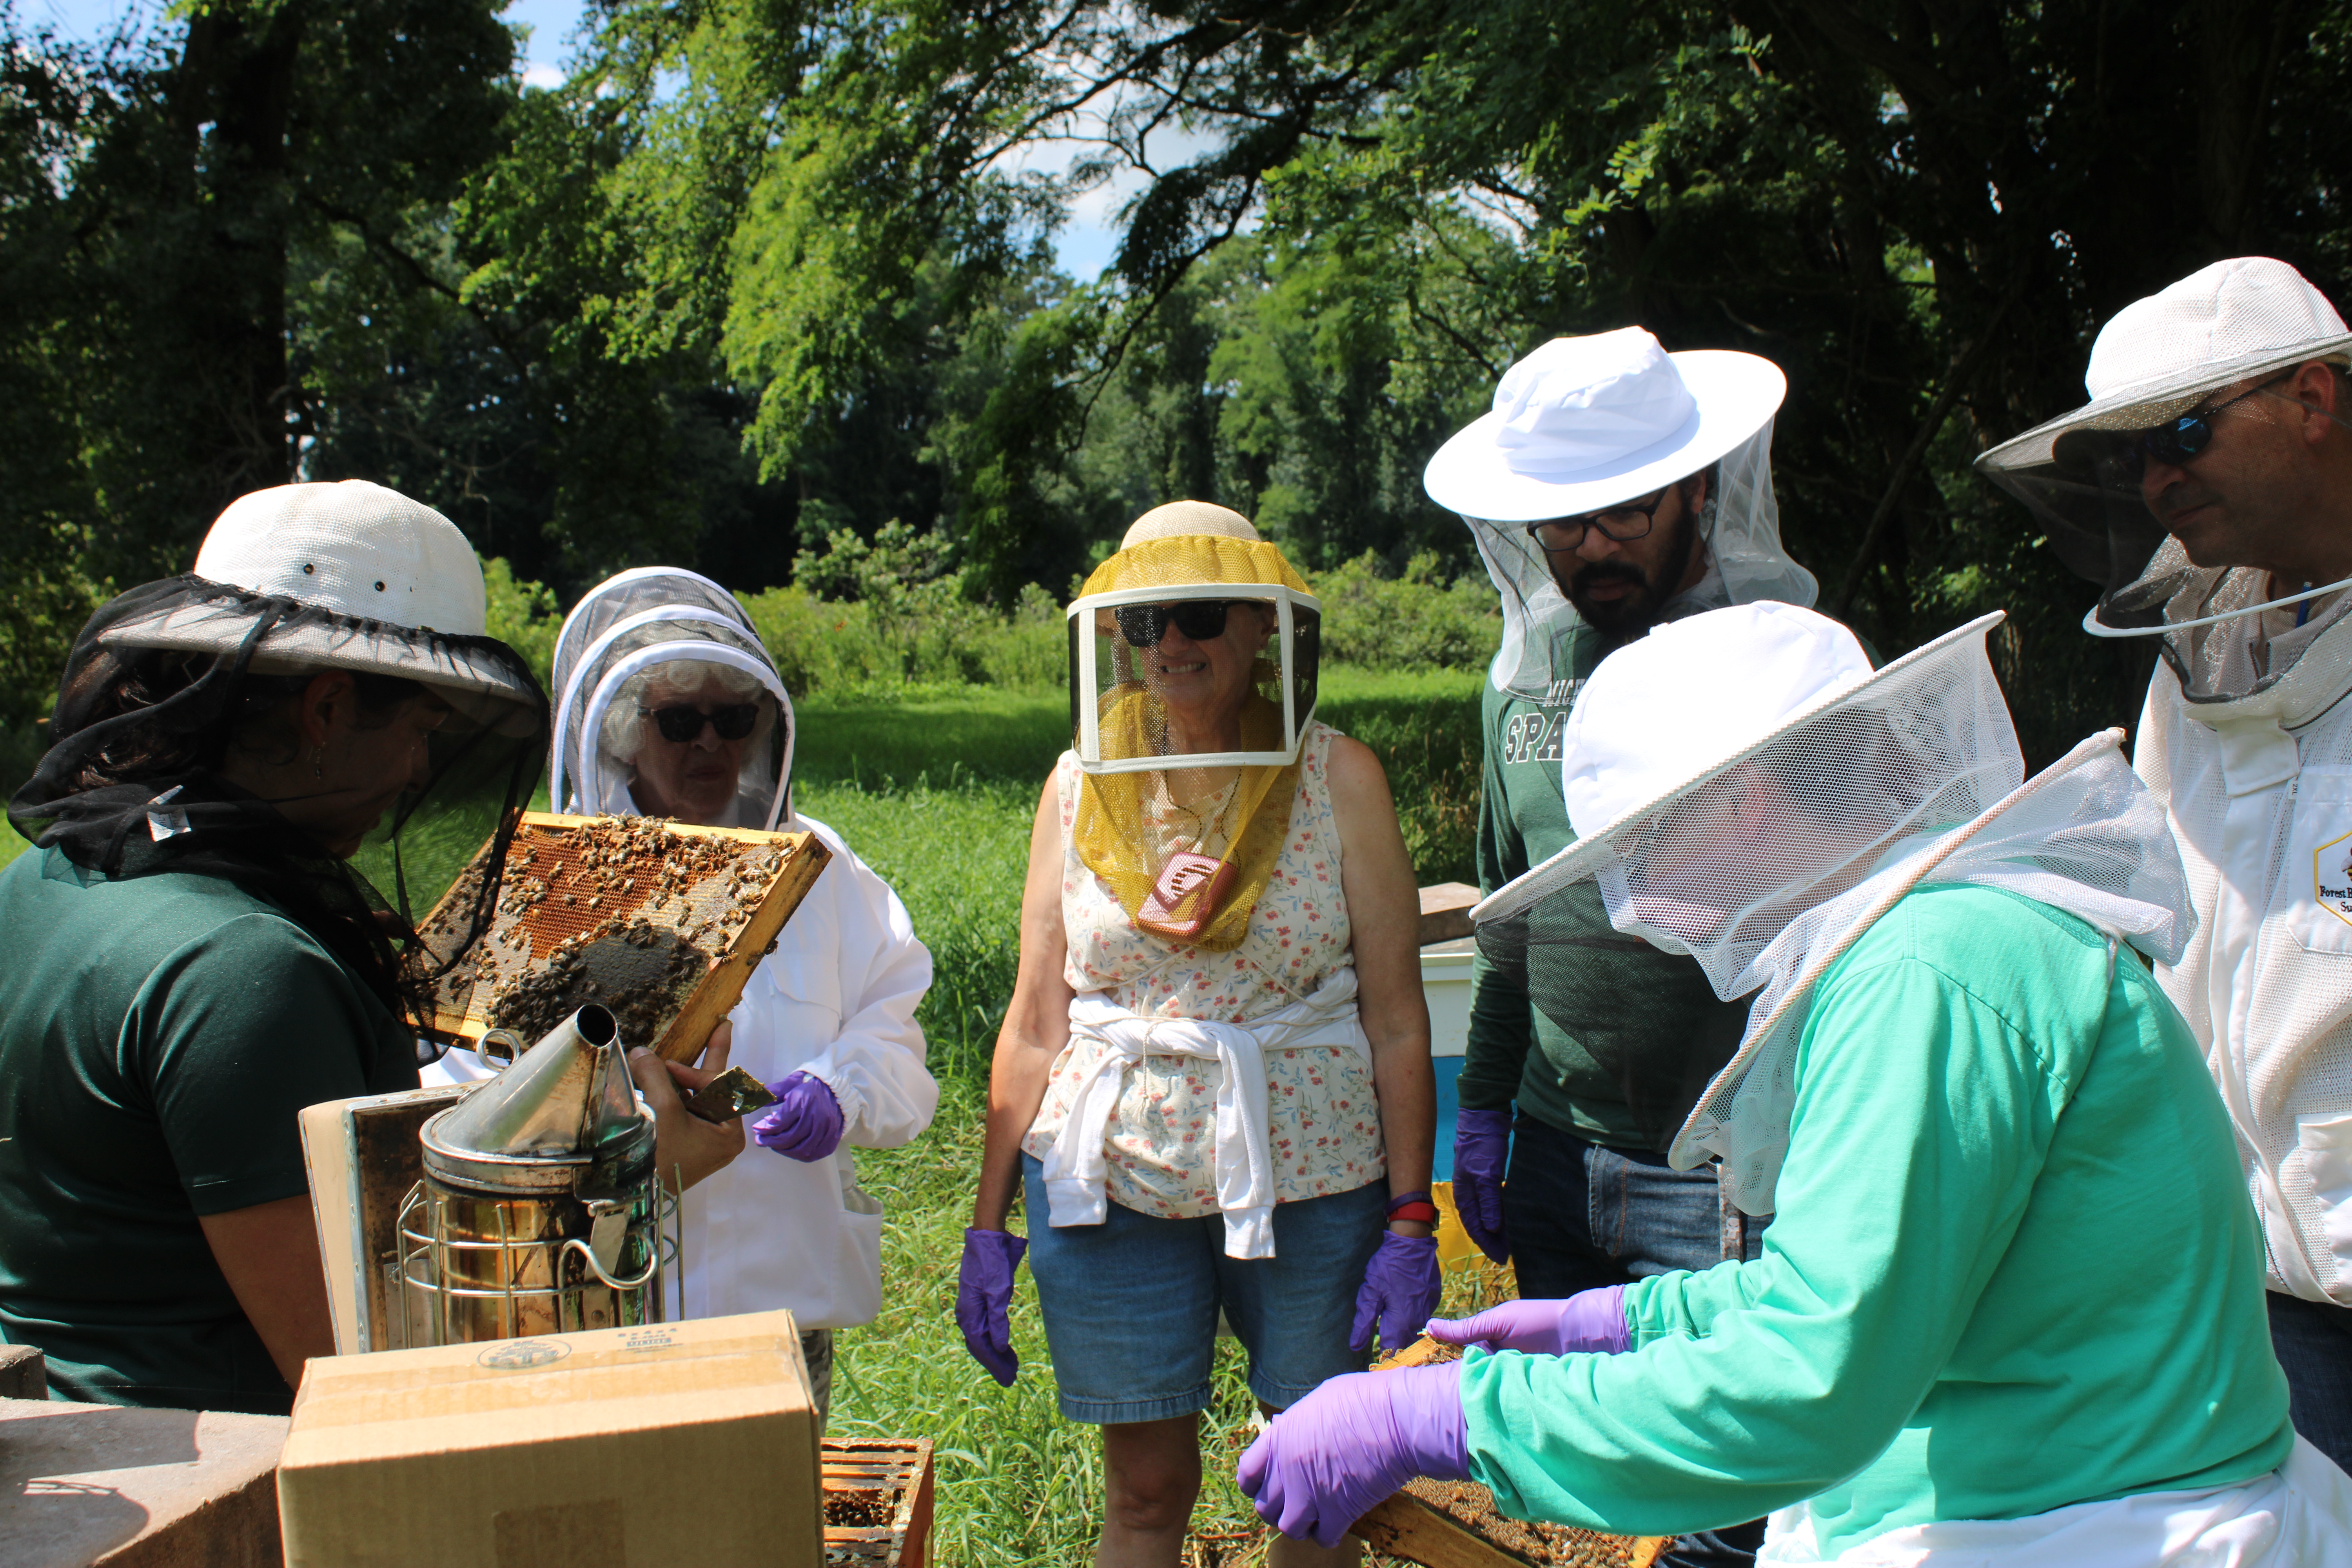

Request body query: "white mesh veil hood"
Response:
[550, 568, 794, 830]
[1463, 422, 1818, 700]
[1472, 606, 2196, 1214]
[1972, 258, 2352, 710]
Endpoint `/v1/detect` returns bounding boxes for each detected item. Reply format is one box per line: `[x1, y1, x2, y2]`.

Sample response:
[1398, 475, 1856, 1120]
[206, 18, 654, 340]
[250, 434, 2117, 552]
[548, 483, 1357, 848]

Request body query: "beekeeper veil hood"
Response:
[1976, 257, 2352, 706]
[1425, 328, 1816, 700]
[550, 568, 793, 830]
[1474, 603, 2195, 1214]
[7, 481, 550, 1053]
[1066, 502, 1318, 949]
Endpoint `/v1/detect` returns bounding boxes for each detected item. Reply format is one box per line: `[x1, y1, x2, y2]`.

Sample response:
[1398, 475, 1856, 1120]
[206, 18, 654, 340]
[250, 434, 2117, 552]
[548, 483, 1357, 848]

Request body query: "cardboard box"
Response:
[278, 1310, 821, 1568]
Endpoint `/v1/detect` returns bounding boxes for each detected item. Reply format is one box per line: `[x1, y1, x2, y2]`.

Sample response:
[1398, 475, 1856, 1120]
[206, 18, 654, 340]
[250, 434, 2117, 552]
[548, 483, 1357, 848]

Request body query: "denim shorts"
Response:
[1020, 1153, 1386, 1424]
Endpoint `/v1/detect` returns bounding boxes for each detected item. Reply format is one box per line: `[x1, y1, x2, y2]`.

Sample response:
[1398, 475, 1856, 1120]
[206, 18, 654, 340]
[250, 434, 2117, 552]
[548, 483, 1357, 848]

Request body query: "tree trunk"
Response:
[174, 3, 309, 513]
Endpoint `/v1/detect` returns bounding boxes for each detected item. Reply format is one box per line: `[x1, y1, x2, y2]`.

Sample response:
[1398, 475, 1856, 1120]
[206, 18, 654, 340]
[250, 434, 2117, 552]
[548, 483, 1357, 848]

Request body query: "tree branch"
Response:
[1831, 268, 2032, 619]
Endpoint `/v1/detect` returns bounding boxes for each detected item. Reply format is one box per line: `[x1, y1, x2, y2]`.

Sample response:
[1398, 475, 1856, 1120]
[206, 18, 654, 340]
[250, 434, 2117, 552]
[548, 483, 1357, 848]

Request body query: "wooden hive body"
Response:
[414, 811, 830, 1062]
[1353, 1337, 1671, 1568]
[822, 1440, 933, 1568]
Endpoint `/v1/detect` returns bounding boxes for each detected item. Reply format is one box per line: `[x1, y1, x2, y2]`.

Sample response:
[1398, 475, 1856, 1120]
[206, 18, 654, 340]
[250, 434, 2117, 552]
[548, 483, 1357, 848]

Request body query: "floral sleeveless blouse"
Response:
[1022, 720, 1387, 1218]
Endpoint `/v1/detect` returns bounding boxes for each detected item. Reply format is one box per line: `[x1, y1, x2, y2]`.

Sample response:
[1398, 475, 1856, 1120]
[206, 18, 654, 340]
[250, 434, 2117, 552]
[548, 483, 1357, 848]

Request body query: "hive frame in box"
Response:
[416, 810, 831, 1063]
[822, 1439, 935, 1568]
[1351, 1336, 1672, 1568]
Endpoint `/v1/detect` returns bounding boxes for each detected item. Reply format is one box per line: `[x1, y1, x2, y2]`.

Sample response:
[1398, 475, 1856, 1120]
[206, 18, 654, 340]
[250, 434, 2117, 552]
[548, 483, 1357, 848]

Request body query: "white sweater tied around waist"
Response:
[1039, 966, 1368, 1259]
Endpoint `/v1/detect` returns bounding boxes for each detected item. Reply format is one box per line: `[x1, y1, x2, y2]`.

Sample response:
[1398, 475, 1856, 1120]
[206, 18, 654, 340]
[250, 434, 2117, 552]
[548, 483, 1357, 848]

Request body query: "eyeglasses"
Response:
[1116, 601, 1243, 648]
[639, 702, 760, 743]
[2131, 374, 2294, 469]
[1524, 490, 1673, 553]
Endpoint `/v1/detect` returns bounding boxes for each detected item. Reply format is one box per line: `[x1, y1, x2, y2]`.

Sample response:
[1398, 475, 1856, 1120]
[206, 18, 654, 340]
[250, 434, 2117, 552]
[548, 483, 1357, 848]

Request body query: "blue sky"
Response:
[25, 0, 584, 79]
[23, 0, 1125, 277]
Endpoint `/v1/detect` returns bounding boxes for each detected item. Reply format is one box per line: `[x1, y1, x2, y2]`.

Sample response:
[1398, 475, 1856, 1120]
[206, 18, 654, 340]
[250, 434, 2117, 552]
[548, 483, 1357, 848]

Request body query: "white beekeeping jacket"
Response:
[2136, 603, 2352, 1307]
[681, 811, 937, 1328]
[428, 567, 939, 1330]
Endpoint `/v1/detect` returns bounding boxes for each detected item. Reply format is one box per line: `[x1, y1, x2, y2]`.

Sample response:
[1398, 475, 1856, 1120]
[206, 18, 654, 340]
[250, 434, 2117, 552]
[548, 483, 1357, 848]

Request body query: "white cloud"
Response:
[521, 63, 565, 90]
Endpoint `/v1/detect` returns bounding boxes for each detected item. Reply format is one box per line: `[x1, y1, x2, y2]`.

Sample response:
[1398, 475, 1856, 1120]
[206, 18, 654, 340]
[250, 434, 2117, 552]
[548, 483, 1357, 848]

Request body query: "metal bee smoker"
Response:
[395, 1003, 681, 1345]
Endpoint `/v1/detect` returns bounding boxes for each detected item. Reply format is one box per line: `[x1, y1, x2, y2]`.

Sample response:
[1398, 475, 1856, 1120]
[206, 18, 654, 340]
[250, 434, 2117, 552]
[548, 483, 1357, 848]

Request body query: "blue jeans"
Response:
[2269, 1290, 2352, 1474]
[1504, 1114, 1769, 1568]
[1021, 1153, 1387, 1424]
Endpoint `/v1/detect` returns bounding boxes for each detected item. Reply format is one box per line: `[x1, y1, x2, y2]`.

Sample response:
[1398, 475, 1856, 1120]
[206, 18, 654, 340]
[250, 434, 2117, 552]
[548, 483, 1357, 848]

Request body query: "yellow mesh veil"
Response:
[1067, 524, 1321, 952]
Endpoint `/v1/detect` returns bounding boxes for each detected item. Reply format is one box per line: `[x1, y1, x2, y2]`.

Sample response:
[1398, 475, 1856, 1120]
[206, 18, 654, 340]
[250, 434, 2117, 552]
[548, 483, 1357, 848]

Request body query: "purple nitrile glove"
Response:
[1239, 1363, 1471, 1548]
[1351, 1230, 1443, 1353]
[1452, 1108, 1512, 1265]
[956, 1227, 1027, 1388]
[751, 1070, 844, 1162]
[1427, 1285, 1630, 1356]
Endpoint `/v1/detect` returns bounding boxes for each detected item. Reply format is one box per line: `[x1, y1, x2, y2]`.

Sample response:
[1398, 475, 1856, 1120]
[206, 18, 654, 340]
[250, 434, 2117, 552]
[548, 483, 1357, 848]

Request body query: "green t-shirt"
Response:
[1457, 884, 2292, 1550]
[1461, 622, 1747, 1148]
[0, 846, 417, 1412]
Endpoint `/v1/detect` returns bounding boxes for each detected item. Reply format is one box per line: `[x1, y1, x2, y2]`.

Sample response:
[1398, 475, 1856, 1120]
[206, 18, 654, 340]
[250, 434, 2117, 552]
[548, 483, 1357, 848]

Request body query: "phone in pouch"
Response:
[1136, 851, 1237, 941]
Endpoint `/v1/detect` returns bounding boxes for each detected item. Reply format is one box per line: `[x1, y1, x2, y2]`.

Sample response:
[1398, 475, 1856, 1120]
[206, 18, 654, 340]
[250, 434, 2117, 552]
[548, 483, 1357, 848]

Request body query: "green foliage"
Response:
[480, 555, 563, 697]
[741, 521, 1065, 694]
[1320, 667, 1486, 885]
[11, 0, 2352, 777]
[1316, 552, 1501, 671]
[1199, 0, 2350, 761]
[1, 0, 519, 583]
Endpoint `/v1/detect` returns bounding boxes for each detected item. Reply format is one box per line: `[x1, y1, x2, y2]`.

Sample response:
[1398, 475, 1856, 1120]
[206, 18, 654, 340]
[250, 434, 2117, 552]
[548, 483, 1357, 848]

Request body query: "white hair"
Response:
[597, 635, 772, 768]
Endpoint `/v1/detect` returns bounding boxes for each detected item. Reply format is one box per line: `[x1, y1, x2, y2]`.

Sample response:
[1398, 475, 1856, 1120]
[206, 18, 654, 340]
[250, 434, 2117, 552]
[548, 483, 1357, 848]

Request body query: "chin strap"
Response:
[2084, 570, 2352, 637]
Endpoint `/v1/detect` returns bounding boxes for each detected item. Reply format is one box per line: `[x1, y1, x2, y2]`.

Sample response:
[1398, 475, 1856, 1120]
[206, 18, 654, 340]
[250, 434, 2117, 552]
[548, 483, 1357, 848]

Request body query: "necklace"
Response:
[1135, 769, 1244, 943]
[1156, 770, 1238, 858]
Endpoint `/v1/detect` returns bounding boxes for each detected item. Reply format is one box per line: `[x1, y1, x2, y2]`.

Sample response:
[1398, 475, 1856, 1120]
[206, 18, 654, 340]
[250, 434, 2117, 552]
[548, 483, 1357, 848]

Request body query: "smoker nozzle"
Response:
[421, 1004, 655, 1194]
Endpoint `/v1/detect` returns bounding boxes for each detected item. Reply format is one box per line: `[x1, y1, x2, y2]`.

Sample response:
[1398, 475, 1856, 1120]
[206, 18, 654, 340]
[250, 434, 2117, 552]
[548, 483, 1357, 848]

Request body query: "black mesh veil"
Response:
[8, 577, 548, 1062]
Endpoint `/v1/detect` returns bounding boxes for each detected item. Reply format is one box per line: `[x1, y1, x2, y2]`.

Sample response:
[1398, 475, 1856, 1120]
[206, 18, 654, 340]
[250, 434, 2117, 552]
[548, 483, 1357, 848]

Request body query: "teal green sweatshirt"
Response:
[1457, 884, 2292, 1552]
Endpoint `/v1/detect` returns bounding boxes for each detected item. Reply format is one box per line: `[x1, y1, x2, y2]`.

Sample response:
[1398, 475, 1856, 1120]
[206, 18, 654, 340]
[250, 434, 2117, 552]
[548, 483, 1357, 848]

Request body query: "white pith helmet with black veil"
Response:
[550, 568, 794, 830]
[1976, 257, 2352, 710]
[1424, 327, 1817, 700]
[7, 481, 549, 1056]
[1473, 603, 2195, 1216]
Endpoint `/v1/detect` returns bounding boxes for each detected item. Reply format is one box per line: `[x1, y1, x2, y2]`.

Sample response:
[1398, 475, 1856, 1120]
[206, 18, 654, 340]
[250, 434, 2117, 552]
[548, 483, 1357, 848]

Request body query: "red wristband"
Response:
[1386, 1201, 1440, 1225]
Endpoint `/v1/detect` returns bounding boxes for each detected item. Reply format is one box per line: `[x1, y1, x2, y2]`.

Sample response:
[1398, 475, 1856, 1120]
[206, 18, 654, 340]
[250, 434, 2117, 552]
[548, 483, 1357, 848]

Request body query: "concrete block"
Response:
[0, 1341, 46, 1398]
[0, 1396, 287, 1567]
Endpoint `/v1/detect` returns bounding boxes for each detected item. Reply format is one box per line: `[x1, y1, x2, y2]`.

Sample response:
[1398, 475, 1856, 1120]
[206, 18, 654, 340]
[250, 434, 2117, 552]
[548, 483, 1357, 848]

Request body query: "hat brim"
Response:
[1424, 350, 1788, 523]
[1976, 335, 2352, 473]
[100, 602, 543, 736]
[1470, 611, 2007, 927]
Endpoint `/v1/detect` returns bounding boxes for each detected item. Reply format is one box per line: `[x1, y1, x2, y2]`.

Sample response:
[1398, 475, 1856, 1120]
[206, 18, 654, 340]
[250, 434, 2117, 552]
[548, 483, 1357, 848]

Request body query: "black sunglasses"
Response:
[1116, 601, 1244, 648]
[1524, 488, 1673, 554]
[2131, 374, 2294, 469]
[640, 702, 760, 743]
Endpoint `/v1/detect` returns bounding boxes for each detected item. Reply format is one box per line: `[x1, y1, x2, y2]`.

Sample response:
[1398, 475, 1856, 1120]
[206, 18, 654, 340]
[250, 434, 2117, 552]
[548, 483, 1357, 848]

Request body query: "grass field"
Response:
[0, 668, 1492, 1564]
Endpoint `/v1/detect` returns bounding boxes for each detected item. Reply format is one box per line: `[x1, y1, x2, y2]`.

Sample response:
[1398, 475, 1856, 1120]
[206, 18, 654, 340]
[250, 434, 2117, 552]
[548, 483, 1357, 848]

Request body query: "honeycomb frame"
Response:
[412, 811, 831, 1062]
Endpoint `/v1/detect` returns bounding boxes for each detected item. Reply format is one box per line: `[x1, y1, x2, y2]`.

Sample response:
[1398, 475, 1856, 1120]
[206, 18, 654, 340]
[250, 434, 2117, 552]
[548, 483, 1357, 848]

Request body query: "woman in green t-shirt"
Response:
[0, 481, 744, 1412]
